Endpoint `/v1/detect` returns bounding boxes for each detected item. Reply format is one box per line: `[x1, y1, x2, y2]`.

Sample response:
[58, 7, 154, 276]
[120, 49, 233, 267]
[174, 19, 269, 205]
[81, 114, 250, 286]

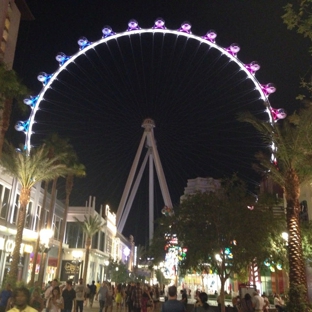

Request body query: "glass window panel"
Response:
[1, 188, 10, 219]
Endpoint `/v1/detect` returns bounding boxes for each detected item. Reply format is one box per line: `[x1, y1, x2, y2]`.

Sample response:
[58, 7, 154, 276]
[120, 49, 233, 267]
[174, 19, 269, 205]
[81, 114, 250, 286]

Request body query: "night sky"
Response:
[10, 0, 311, 245]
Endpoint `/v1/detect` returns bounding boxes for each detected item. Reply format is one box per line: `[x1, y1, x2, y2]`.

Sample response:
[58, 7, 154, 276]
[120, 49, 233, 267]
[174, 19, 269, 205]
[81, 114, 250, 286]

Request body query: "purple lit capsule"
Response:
[178, 22, 192, 34]
[102, 26, 115, 38]
[225, 43, 240, 56]
[245, 61, 260, 74]
[261, 83, 276, 96]
[270, 108, 287, 121]
[127, 19, 140, 31]
[153, 18, 166, 29]
[202, 30, 217, 42]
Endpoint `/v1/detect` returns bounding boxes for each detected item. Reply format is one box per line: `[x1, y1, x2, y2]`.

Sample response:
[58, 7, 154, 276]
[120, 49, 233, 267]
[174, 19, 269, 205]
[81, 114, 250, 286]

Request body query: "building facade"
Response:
[0, 0, 33, 68]
[0, 167, 132, 285]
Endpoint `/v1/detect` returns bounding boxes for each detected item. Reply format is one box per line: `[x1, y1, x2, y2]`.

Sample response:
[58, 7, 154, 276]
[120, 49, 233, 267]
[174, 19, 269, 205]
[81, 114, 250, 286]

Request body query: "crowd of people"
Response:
[231, 291, 287, 312]
[0, 279, 289, 312]
[0, 279, 164, 312]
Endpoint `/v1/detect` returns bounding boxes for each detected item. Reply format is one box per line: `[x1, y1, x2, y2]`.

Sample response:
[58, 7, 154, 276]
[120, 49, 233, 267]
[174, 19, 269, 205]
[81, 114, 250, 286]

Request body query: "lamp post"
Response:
[72, 250, 83, 284]
[38, 228, 54, 287]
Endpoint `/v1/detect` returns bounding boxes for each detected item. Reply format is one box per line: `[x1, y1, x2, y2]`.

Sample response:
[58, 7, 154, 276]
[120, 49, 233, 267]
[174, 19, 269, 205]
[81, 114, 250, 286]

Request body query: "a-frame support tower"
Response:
[116, 118, 173, 241]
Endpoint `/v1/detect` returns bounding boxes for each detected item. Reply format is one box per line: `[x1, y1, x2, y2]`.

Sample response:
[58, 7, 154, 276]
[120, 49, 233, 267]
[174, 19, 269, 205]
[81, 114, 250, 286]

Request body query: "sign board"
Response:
[239, 284, 256, 299]
[60, 260, 83, 282]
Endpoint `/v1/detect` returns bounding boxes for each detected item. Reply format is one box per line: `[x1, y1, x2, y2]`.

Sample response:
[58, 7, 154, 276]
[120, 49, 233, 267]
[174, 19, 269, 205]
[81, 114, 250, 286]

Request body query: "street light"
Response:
[38, 228, 54, 287]
[72, 250, 83, 283]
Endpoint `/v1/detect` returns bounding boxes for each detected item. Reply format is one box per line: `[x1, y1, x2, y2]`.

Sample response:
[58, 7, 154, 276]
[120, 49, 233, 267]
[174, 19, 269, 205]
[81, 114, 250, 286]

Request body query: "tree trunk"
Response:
[8, 187, 30, 282]
[30, 181, 49, 284]
[55, 175, 73, 279]
[83, 237, 91, 283]
[284, 168, 308, 301]
[0, 98, 13, 159]
[219, 275, 227, 312]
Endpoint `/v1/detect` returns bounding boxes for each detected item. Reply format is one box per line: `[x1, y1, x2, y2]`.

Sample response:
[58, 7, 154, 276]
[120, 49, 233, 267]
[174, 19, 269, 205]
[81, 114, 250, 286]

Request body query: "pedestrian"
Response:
[125, 283, 134, 312]
[274, 294, 286, 312]
[131, 282, 142, 312]
[152, 284, 160, 312]
[62, 280, 76, 312]
[252, 291, 265, 312]
[141, 285, 153, 312]
[75, 278, 85, 312]
[0, 283, 12, 312]
[240, 293, 254, 312]
[96, 282, 108, 312]
[261, 293, 269, 312]
[48, 286, 64, 312]
[30, 288, 44, 312]
[104, 283, 113, 312]
[115, 284, 123, 312]
[181, 292, 188, 310]
[6, 286, 37, 312]
[45, 279, 58, 312]
[161, 285, 185, 312]
[191, 292, 210, 312]
[232, 295, 240, 312]
[88, 281, 97, 308]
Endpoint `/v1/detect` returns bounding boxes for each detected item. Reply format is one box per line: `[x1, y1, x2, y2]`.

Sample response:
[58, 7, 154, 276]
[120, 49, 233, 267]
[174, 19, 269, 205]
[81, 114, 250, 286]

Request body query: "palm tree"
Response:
[55, 157, 86, 279]
[30, 134, 74, 284]
[0, 62, 28, 158]
[0, 142, 68, 283]
[238, 105, 312, 305]
[43, 134, 72, 230]
[74, 215, 104, 282]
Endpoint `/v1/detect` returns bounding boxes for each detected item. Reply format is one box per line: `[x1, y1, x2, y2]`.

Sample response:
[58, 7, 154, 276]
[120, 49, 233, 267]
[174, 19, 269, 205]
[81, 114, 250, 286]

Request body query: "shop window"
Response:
[25, 202, 33, 229]
[0, 187, 10, 219]
[54, 218, 60, 240]
[34, 205, 41, 231]
[100, 232, 105, 252]
[92, 232, 99, 249]
[66, 222, 83, 248]
[12, 194, 19, 224]
[106, 236, 112, 255]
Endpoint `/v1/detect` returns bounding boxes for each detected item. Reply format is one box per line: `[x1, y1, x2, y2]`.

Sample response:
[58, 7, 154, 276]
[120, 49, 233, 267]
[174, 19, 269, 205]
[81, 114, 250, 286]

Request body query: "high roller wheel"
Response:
[18, 18, 285, 152]
[16, 19, 287, 214]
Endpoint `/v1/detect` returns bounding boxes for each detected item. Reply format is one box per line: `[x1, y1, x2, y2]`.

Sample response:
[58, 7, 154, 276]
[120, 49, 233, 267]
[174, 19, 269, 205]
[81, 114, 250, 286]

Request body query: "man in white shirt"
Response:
[252, 290, 265, 312]
[75, 278, 86, 312]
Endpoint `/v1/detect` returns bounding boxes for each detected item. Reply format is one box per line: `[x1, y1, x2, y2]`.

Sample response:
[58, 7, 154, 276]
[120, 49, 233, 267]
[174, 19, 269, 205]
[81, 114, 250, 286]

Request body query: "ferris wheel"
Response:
[16, 19, 286, 238]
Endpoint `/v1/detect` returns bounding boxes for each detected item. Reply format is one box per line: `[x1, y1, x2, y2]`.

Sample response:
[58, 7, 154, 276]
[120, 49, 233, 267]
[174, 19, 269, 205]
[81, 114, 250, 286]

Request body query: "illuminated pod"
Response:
[19, 18, 282, 152]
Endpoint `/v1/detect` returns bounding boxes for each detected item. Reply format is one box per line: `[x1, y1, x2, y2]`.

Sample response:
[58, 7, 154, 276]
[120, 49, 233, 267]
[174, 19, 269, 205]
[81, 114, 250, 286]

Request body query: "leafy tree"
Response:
[238, 105, 312, 307]
[107, 258, 130, 284]
[74, 214, 104, 282]
[283, 1, 312, 53]
[0, 142, 67, 284]
[301, 221, 312, 264]
[150, 175, 285, 312]
[0, 62, 28, 158]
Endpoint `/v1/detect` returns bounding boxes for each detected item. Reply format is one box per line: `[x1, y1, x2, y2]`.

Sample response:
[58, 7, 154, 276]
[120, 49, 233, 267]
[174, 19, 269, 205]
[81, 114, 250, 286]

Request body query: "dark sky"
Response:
[10, 0, 311, 245]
